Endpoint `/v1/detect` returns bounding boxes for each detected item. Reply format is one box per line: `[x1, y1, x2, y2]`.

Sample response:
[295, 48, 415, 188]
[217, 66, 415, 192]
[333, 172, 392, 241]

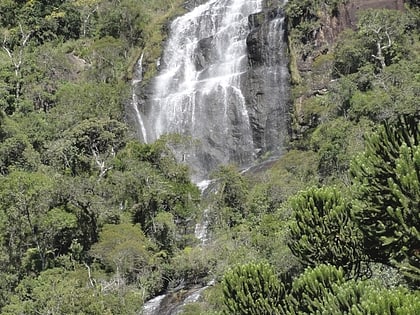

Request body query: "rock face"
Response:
[289, 0, 407, 140]
[291, 0, 407, 81]
[244, 0, 290, 157]
[132, 0, 290, 181]
[343, 0, 405, 27]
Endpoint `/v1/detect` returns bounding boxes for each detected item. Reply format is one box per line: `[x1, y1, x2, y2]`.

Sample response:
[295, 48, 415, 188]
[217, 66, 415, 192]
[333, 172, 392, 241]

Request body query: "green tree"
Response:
[18, 0, 81, 44]
[286, 264, 346, 314]
[90, 223, 159, 286]
[95, 0, 146, 46]
[0, 133, 39, 175]
[53, 175, 118, 251]
[52, 82, 127, 130]
[348, 60, 420, 121]
[333, 29, 372, 76]
[168, 246, 214, 288]
[0, 0, 18, 28]
[111, 140, 199, 252]
[288, 186, 366, 276]
[354, 285, 420, 314]
[44, 118, 127, 177]
[84, 36, 130, 83]
[357, 9, 409, 71]
[0, 171, 77, 273]
[310, 118, 359, 179]
[222, 262, 286, 315]
[286, 264, 420, 314]
[350, 115, 420, 282]
[211, 165, 248, 227]
[1, 21, 32, 107]
[1, 267, 143, 314]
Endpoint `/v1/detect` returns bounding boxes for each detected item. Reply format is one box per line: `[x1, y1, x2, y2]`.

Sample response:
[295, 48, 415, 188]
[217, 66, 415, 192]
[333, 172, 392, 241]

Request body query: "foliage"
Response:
[0, 0, 196, 312]
[288, 186, 366, 276]
[285, 264, 346, 314]
[348, 61, 420, 121]
[333, 8, 411, 76]
[285, 0, 347, 44]
[221, 262, 286, 315]
[0, 132, 40, 175]
[310, 118, 365, 180]
[0, 0, 419, 313]
[110, 140, 200, 253]
[44, 118, 127, 176]
[333, 29, 372, 76]
[353, 285, 420, 314]
[357, 9, 409, 70]
[0, 171, 77, 274]
[1, 267, 143, 314]
[351, 115, 420, 283]
[90, 223, 158, 283]
[167, 246, 215, 288]
[210, 165, 249, 227]
[286, 264, 420, 314]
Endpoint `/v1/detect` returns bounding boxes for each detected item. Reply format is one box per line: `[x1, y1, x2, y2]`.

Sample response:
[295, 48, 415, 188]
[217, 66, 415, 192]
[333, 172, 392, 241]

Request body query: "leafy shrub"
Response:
[285, 264, 346, 314]
[351, 115, 420, 283]
[288, 186, 366, 277]
[222, 262, 286, 315]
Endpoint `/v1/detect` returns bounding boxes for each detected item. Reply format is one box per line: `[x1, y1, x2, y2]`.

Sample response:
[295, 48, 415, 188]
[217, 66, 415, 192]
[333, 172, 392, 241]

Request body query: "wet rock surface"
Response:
[244, 2, 290, 157]
[133, 0, 290, 181]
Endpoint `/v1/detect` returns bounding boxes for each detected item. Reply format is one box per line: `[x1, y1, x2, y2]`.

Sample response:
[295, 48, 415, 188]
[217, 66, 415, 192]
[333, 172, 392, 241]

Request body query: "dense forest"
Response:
[0, 0, 419, 314]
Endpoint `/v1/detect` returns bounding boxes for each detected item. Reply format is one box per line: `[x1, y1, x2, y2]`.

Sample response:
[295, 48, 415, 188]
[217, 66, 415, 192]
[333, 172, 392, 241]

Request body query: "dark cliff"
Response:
[244, 0, 290, 158]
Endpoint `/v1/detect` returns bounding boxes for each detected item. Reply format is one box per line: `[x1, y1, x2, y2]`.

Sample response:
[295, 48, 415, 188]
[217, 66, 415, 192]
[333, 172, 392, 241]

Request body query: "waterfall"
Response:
[194, 179, 214, 245]
[136, 0, 290, 313]
[142, 295, 166, 315]
[131, 53, 148, 143]
[139, 0, 270, 181]
[133, 1, 290, 182]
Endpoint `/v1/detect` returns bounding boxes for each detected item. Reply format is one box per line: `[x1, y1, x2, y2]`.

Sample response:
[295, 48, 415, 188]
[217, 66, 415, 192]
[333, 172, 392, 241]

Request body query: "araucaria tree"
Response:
[288, 186, 366, 277]
[350, 115, 420, 282]
[221, 262, 286, 315]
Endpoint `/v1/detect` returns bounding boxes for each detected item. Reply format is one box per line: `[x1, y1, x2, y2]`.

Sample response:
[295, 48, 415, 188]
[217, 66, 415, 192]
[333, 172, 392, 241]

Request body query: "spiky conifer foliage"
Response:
[286, 264, 420, 314]
[285, 264, 346, 314]
[353, 286, 420, 314]
[288, 186, 366, 277]
[221, 262, 286, 315]
[350, 115, 420, 282]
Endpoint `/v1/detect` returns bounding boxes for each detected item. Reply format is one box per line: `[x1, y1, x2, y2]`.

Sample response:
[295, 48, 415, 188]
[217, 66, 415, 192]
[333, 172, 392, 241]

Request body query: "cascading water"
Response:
[138, 0, 283, 182]
[131, 53, 148, 143]
[136, 0, 290, 313]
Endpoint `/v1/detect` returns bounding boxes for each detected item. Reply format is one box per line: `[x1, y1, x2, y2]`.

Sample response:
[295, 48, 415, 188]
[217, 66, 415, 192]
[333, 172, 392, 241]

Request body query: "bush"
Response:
[285, 264, 346, 314]
[288, 186, 366, 277]
[350, 115, 420, 283]
[221, 262, 286, 315]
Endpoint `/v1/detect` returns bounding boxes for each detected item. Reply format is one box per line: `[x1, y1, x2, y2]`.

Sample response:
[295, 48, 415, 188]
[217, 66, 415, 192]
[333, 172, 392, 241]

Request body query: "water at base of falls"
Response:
[142, 295, 166, 315]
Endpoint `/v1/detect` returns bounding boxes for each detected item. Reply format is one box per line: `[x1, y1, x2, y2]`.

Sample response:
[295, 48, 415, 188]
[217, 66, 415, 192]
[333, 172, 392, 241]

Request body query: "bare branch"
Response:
[91, 146, 113, 178]
[2, 38, 13, 60]
[83, 262, 96, 288]
[382, 30, 392, 50]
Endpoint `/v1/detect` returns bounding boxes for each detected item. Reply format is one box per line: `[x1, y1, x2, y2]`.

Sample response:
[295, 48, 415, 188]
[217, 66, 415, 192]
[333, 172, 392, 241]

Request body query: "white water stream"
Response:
[138, 0, 264, 181]
[139, 0, 290, 313]
[131, 53, 148, 143]
[148, 0, 261, 141]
